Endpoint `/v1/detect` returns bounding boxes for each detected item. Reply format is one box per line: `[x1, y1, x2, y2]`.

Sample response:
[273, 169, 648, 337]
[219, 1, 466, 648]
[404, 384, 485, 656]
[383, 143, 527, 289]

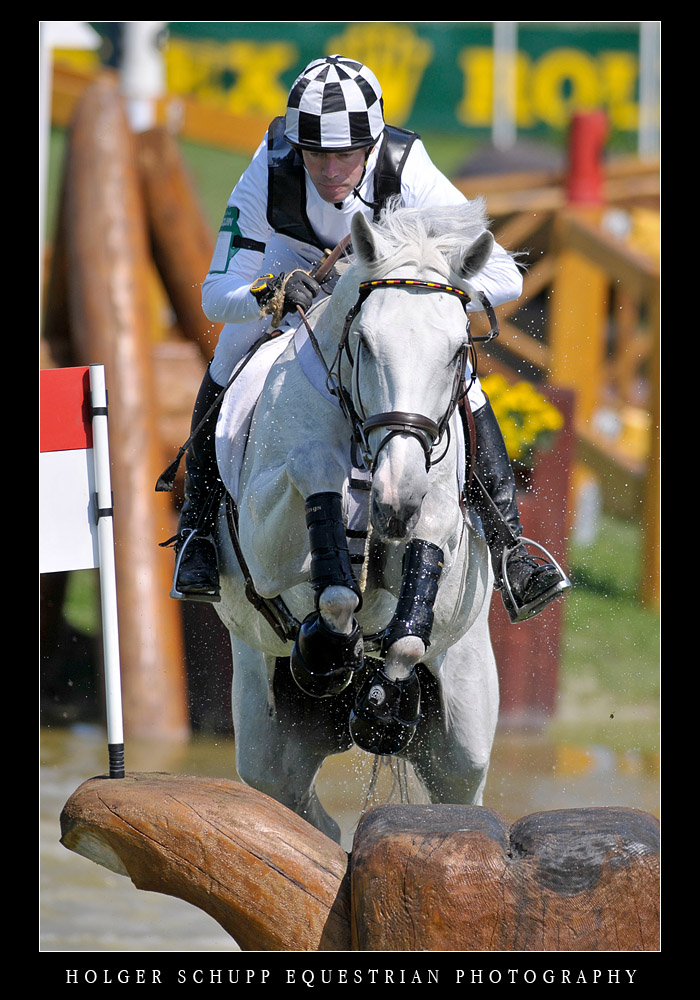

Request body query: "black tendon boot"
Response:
[170, 368, 225, 602]
[290, 493, 365, 697]
[470, 400, 571, 623]
[350, 539, 443, 755]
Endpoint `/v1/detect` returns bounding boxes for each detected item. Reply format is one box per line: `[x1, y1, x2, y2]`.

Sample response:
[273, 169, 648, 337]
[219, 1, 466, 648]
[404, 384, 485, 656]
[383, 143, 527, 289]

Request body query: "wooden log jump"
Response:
[60, 773, 659, 952]
[60, 773, 351, 952]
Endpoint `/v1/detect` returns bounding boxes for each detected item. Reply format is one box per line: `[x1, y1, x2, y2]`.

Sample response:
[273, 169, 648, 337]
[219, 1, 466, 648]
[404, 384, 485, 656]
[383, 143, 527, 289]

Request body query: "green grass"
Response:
[562, 514, 660, 705]
[551, 513, 660, 754]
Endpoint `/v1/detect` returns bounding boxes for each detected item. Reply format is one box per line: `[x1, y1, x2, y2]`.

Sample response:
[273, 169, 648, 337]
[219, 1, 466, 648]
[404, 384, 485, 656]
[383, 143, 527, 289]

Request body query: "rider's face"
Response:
[302, 148, 368, 203]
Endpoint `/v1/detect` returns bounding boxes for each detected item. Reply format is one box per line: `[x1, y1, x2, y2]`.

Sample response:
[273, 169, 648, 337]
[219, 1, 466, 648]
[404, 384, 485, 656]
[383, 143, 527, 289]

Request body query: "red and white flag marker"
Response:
[40, 364, 125, 777]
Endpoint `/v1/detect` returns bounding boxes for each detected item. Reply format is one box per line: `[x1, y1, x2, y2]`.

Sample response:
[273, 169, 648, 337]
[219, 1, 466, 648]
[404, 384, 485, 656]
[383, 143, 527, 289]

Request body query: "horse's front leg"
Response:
[285, 443, 365, 698]
[350, 536, 443, 755]
[350, 483, 463, 755]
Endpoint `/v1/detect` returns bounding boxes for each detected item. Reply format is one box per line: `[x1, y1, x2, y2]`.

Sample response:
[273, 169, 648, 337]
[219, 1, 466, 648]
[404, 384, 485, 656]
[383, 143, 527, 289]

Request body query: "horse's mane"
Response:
[353, 196, 492, 285]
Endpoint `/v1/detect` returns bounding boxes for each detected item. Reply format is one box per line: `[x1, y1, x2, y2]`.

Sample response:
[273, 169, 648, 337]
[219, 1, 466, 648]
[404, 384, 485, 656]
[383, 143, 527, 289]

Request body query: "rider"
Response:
[168, 54, 570, 625]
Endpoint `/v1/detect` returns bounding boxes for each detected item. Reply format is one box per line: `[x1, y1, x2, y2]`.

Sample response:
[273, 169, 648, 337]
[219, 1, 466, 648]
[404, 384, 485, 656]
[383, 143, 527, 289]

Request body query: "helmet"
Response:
[284, 54, 385, 152]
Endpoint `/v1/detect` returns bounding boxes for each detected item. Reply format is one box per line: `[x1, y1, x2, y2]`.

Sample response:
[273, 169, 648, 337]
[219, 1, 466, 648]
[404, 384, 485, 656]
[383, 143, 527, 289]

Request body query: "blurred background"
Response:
[39, 21, 660, 951]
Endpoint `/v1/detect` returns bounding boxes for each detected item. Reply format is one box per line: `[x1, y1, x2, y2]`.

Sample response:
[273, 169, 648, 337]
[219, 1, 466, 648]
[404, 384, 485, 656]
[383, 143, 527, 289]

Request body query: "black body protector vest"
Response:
[266, 115, 418, 251]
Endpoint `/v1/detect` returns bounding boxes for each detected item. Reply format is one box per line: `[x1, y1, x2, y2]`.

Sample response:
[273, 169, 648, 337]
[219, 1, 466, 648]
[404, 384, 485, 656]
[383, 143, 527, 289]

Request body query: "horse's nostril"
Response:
[371, 497, 418, 540]
[385, 516, 409, 540]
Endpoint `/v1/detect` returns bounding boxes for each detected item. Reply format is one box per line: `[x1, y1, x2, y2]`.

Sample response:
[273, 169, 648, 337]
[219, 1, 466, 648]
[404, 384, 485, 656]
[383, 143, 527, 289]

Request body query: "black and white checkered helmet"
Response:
[284, 55, 385, 152]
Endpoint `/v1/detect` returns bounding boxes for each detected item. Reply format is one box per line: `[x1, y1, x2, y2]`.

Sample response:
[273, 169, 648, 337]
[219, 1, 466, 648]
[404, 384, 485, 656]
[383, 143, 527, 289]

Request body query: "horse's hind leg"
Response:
[229, 637, 345, 843]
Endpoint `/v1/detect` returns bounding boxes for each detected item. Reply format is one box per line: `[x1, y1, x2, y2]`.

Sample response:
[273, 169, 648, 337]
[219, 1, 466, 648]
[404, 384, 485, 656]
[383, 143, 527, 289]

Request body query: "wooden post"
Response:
[136, 127, 222, 361]
[488, 387, 575, 720]
[548, 216, 608, 433]
[549, 112, 609, 433]
[63, 75, 189, 742]
[351, 804, 660, 951]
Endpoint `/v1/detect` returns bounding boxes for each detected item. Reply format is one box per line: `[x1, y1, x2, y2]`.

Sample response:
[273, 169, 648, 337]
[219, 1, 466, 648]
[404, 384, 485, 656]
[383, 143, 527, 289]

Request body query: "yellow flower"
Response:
[482, 375, 564, 466]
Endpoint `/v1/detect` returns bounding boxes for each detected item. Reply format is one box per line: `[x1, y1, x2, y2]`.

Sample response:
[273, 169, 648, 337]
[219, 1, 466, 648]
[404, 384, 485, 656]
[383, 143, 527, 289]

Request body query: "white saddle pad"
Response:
[215, 330, 294, 503]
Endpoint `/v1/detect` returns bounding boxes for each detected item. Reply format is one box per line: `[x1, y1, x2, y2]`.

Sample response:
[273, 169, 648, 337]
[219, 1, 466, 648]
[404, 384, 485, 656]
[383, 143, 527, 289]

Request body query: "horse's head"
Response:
[345, 201, 495, 541]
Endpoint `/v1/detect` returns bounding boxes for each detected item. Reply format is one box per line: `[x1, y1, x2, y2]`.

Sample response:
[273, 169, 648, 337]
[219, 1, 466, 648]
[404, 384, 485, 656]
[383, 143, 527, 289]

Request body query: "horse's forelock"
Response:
[353, 198, 491, 284]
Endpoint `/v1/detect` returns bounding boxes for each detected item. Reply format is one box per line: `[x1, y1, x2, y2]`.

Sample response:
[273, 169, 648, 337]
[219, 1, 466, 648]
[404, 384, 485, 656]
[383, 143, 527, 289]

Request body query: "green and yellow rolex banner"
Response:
[164, 21, 650, 143]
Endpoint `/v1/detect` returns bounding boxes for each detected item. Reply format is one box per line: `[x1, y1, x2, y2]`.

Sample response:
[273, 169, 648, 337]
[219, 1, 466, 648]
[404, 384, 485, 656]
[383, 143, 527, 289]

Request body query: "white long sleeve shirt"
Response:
[202, 129, 522, 330]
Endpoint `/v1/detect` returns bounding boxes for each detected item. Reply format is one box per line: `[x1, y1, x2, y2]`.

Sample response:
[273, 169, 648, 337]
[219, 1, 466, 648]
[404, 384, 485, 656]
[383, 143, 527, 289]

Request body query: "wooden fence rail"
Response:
[460, 172, 659, 610]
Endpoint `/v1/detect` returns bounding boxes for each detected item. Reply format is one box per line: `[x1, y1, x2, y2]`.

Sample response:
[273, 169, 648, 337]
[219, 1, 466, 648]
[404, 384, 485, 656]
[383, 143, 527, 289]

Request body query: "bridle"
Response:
[302, 277, 500, 473]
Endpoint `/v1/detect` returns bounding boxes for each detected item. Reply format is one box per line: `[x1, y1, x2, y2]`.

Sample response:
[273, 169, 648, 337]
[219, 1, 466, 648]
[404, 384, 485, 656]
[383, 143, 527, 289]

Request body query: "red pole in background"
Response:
[565, 110, 608, 205]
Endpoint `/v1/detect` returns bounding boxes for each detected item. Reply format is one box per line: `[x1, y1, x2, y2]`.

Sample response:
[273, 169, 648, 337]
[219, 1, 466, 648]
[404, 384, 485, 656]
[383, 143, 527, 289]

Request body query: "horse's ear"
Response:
[459, 230, 494, 279]
[351, 212, 379, 265]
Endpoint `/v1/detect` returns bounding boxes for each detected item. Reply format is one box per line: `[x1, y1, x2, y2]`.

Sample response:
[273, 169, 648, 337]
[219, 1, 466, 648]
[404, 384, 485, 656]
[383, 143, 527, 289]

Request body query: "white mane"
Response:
[353, 196, 492, 286]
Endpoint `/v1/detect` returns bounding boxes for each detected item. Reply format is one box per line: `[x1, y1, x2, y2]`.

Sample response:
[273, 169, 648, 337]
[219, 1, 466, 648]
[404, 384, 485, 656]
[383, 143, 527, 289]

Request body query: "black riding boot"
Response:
[170, 367, 225, 602]
[470, 400, 570, 623]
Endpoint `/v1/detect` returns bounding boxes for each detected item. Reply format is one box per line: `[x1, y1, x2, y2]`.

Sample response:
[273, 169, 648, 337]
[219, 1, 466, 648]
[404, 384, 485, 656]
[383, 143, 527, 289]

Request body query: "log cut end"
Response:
[350, 803, 660, 952]
[60, 772, 351, 952]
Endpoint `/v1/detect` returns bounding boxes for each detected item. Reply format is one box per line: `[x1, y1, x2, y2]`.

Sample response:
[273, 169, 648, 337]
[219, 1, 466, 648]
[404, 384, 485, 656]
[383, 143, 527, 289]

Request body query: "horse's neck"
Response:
[312, 272, 361, 355]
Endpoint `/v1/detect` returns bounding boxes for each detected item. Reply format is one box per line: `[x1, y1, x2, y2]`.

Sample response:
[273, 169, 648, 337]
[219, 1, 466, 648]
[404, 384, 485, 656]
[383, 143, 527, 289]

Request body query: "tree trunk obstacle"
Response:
[60, 774, 659, 952]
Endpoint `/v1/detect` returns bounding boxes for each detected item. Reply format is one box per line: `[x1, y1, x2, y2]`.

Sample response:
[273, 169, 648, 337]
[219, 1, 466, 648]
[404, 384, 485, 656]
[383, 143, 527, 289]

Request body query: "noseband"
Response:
[320, 278, 499, 472]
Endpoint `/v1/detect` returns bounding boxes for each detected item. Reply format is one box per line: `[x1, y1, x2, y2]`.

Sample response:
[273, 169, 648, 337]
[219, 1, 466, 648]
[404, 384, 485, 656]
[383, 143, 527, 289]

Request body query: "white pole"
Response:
[89, 365, 125, 778]
[119, 21, 168, 132]
[638, 21, 661, 158]
[39, 22, 101, 310]
[492, 21, 518, 150]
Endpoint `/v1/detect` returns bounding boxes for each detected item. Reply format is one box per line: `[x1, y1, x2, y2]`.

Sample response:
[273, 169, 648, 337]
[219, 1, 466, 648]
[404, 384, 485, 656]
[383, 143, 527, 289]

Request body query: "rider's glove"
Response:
[250, 270, 321, 319]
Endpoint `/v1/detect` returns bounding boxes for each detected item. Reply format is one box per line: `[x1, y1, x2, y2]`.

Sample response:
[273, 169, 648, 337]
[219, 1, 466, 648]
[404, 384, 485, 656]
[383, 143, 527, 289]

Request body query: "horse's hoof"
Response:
[290, 612, 364, 698]
[349, 666, 420, 755]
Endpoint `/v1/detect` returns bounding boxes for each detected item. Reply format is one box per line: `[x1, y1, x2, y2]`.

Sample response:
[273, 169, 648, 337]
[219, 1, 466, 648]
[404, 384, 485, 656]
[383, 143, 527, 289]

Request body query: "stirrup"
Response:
[170, 529, 221, 603]
[500, 536, 571, 624]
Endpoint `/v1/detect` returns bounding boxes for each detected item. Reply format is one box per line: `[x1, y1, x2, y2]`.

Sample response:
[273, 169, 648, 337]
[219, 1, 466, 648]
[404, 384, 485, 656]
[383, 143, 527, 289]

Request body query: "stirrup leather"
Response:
[170, 528, 221, 604]
[500, 536, 571, 624]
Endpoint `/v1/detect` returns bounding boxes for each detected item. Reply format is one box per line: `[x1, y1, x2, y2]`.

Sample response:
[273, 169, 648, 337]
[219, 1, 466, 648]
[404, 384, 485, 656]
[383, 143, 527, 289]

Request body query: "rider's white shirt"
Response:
[201, 130, 523, 335]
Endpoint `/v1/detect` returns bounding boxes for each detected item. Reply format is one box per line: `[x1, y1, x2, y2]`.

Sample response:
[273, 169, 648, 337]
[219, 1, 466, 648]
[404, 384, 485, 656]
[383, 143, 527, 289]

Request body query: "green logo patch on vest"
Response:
[209, 206, 244, 274]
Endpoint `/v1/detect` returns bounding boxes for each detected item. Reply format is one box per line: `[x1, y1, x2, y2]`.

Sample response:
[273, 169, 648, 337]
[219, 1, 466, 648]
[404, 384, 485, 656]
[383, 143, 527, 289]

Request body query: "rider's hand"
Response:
[251, 270, 321, 317]
[281, 271, 321, 314]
